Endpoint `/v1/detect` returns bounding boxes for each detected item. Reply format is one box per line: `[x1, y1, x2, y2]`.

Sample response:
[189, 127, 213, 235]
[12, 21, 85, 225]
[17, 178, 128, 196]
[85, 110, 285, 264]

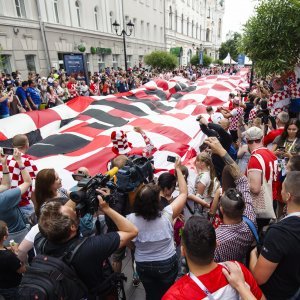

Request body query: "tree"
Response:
[190, 53, 213, 67]
[218, 32, 241, 61]
[144, 51, 178, 70]
[240, 0, 300, 76]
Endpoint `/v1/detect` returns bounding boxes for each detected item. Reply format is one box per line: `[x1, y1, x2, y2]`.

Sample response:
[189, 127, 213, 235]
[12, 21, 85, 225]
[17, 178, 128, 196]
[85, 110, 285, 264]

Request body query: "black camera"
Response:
[70, 172, 117, 217]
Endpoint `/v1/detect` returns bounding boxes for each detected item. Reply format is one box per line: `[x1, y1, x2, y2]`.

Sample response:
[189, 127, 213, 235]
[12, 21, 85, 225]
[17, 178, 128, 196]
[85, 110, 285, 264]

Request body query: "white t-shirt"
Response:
[127, 205, 176, 262]
[195, 171, 211, 202]
[24, 224, 39, 244]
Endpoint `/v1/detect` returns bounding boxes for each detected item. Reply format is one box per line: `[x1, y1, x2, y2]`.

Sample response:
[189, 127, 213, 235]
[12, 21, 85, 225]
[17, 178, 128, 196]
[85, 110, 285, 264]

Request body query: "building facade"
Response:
[0, 0, 224, 76]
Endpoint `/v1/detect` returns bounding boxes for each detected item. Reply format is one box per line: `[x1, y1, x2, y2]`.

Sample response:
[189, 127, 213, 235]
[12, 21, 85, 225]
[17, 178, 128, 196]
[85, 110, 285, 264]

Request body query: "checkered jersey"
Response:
[0, 154, 38, 206]
[289, 82, 300, 99]
[268, 90, 290, 116]
[248, 107, 257, 123]
[229, 107, 244, 131]
[214, 176, 256, 262]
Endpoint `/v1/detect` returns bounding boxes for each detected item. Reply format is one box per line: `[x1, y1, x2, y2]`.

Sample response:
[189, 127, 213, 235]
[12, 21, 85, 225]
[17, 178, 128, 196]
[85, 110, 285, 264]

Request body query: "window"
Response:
[25, 55, 36, 72]
[53, 0, 59, 23]
[110, 11, 114, 32]
[200, 25, 202, 40]
[146, 23, 150, 40]
[15, 0, 26, 18]
[127, 55, 132, 67]
[75, 1, 81, 27]
[98, 54, 105, 70]
[192, 20, 194, 38]
[133, 18, 137, 37]
[196, 23, 198, 39]
[218, 18, 222, 38]
[112, 54, 119, 69]
[0, 55, 12, 74]
[181, 14, 184, 34]
[169, 6, 173, 30]
[94, 7, 99, 30]
[206, 28, 210, 41]
[153, 25, 157, 41]
[187, 17, 189, 36]
[175, 11, 178, 32]
[140, 20, 144, 38]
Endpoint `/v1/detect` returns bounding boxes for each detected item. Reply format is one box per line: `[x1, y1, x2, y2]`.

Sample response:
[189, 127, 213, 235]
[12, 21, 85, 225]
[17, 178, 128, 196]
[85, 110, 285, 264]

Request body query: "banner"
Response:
[237, 54, 246, 66]
[199, 50, 203, 65]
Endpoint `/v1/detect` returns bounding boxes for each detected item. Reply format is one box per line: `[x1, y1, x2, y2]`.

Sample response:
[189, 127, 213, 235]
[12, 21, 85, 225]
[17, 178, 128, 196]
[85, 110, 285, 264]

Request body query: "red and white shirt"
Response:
[246, 147, 277, 200]
[67, 82, 79, 98]
[0, 154, 38, 206]
[90, 82, 100, 96]
[229, 107, 244, 131]
[163, 263, 262, 300]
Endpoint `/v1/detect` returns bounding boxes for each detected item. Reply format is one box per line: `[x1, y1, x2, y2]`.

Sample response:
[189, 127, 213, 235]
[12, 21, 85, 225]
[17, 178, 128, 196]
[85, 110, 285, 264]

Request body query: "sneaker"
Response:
[132, 272, 140, 287]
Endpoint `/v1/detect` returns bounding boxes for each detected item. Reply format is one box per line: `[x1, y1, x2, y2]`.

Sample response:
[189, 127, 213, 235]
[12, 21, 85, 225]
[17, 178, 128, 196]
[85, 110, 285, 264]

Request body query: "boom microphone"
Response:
[105, 167, 119, 179]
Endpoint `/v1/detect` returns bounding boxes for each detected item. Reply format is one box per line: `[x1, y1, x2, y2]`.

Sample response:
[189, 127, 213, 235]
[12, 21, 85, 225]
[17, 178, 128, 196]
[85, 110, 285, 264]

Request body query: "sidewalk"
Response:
[121, 249, 145, 300]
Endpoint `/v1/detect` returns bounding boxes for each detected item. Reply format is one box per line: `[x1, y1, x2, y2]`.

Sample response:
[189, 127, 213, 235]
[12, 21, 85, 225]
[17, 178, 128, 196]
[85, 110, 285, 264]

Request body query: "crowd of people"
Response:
[0, 64, 241, 119]
[0, 66, 300, 300]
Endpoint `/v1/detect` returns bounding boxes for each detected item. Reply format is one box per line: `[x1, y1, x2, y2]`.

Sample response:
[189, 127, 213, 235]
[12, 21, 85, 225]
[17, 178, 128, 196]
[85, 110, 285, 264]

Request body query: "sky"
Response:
[222, 0, 259, 41]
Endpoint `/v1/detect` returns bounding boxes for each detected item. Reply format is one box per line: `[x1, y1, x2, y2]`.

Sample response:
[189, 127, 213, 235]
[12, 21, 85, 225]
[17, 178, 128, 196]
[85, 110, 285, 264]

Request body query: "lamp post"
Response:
[112, 20, 134, 71]
[192, 43, 204, 66]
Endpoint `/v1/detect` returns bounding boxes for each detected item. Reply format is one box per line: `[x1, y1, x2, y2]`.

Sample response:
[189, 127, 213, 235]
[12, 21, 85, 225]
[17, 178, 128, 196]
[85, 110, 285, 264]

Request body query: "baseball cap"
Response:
[245, 127, 263, 141]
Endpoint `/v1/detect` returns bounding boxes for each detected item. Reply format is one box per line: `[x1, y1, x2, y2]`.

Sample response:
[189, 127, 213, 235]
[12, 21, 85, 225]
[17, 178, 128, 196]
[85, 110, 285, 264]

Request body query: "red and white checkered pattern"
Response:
[111, 130, 132, 155]
[268, 90, 290, 116]
[0, 154, 38, 206]
[248, 107, 257, 123]
[229, 107, 244, 131]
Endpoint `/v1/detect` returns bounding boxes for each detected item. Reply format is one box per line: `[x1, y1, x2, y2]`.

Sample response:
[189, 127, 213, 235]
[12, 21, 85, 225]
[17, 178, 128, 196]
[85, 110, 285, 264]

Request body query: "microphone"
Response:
[105, 167, 119, 178]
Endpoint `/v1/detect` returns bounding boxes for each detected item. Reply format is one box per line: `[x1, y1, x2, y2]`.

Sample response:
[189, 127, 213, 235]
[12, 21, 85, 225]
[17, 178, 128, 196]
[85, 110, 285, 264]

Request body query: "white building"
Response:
[0, 0, 224, 76]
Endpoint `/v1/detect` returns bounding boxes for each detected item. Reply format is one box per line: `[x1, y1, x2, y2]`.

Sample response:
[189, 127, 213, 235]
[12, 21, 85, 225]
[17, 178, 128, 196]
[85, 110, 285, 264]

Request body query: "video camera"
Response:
[116, 155, 154, 193]
[70, 168, 118, 217]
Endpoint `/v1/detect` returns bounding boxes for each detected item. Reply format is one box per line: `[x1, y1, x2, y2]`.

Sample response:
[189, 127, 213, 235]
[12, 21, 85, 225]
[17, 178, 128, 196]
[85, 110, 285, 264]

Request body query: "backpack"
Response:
[18, 234, 88, 300]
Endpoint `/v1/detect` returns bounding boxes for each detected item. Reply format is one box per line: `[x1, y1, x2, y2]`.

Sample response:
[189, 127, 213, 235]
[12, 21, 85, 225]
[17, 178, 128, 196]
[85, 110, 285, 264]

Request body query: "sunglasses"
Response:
[246, 139, 261, 144]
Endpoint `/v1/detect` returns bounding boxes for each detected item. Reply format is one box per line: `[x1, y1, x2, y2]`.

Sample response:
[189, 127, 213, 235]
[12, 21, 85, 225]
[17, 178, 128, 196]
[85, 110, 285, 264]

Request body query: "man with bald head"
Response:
[219, 118, 230, 131]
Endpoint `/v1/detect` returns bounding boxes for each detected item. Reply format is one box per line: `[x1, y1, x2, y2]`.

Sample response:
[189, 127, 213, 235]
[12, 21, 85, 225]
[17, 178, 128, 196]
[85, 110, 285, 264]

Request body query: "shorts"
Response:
[112, 246, 126, 262]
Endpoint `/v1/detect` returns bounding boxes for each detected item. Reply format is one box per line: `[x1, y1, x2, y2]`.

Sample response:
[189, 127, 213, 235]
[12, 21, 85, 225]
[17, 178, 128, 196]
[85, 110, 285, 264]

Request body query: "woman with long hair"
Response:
[273, 118, 300, 217]
[194, 152, 219, 213]
[127, 159, 187, 300]
[32, 169, 69, 219]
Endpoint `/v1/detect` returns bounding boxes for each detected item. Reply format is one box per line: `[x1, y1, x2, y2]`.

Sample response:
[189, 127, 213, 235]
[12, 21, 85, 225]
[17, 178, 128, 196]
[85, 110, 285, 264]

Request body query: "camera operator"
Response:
[35, 189, 138, 298]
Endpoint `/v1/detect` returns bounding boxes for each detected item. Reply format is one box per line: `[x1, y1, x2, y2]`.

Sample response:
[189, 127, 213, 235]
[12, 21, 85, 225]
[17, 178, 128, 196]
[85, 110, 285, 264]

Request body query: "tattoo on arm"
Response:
[222, 153, 241, 180]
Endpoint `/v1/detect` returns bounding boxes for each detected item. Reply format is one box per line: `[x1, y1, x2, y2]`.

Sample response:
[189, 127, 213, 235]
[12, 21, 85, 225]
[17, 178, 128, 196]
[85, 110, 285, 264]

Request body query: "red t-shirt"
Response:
[90, 82, 100, 95]
[247, 148, 277, 199]
[263, 128, 284, 146]
[163, 263, 262, 300]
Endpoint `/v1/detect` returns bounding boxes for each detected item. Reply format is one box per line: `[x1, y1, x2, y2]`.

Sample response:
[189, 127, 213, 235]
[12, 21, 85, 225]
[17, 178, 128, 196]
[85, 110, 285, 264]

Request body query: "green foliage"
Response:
[144, 51, 178, 70]
[240, 0, 300, 76]
[219, 32, 241, 61]
[190, 54, 213, 67]
[213, 59, 224, 66]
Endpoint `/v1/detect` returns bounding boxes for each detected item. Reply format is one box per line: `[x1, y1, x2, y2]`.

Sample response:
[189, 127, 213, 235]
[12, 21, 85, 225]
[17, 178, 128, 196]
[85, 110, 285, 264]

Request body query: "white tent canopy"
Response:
[244, 56, 253, 65]
[222, 53, 237, 65]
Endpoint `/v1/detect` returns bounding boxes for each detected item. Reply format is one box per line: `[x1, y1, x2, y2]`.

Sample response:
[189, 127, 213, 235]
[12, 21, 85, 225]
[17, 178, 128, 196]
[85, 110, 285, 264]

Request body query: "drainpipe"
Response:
[36, 0, 51, 71]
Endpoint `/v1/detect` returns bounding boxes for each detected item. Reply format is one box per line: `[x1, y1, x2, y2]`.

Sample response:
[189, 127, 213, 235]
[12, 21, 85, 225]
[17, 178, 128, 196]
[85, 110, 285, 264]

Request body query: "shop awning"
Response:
[170, 47, 183, 57]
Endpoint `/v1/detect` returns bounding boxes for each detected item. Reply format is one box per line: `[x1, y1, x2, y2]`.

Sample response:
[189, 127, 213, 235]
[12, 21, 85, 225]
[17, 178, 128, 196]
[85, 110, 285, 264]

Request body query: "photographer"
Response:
[34, 190, 138, 298]
[0, 148, 32, 245]
[0, 87, 14, 119]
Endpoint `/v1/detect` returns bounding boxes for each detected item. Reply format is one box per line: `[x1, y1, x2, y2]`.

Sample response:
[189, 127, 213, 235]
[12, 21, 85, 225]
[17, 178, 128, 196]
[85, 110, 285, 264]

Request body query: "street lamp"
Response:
[112, 20, 134, 71]
[192, 43, 204, 66]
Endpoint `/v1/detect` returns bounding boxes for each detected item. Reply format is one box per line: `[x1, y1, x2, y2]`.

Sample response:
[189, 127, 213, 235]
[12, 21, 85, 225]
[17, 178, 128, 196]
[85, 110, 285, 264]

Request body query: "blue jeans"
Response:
[0, 287, 19, 299]
[136, 254, 178, 300]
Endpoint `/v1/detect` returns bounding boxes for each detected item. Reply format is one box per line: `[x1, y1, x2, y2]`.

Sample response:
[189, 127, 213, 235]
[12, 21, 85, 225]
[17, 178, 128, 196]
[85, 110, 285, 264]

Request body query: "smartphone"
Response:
[167, 155, 176, 163]
[278, 147, 285, 152]
[2, 147, 14, 155]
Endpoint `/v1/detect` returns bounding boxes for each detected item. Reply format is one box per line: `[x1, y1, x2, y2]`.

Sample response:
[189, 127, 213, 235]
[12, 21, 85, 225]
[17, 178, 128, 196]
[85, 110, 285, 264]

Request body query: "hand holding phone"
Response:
[167, 155, 176, 163]
[1, 147, 14, 155]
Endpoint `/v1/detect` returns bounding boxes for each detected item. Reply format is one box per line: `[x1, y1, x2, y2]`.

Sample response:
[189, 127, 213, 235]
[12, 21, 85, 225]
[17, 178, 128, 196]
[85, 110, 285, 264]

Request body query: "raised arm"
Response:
[13, 149, 32, 194]
[170, 158, 188, 219]
[0, 153, 11, 192]
[98, 189, 138, 248]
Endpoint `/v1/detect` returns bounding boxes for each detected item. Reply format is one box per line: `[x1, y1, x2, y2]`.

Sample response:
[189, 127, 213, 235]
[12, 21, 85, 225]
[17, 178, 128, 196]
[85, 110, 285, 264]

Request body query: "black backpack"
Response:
[18, 234, 88, 300]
